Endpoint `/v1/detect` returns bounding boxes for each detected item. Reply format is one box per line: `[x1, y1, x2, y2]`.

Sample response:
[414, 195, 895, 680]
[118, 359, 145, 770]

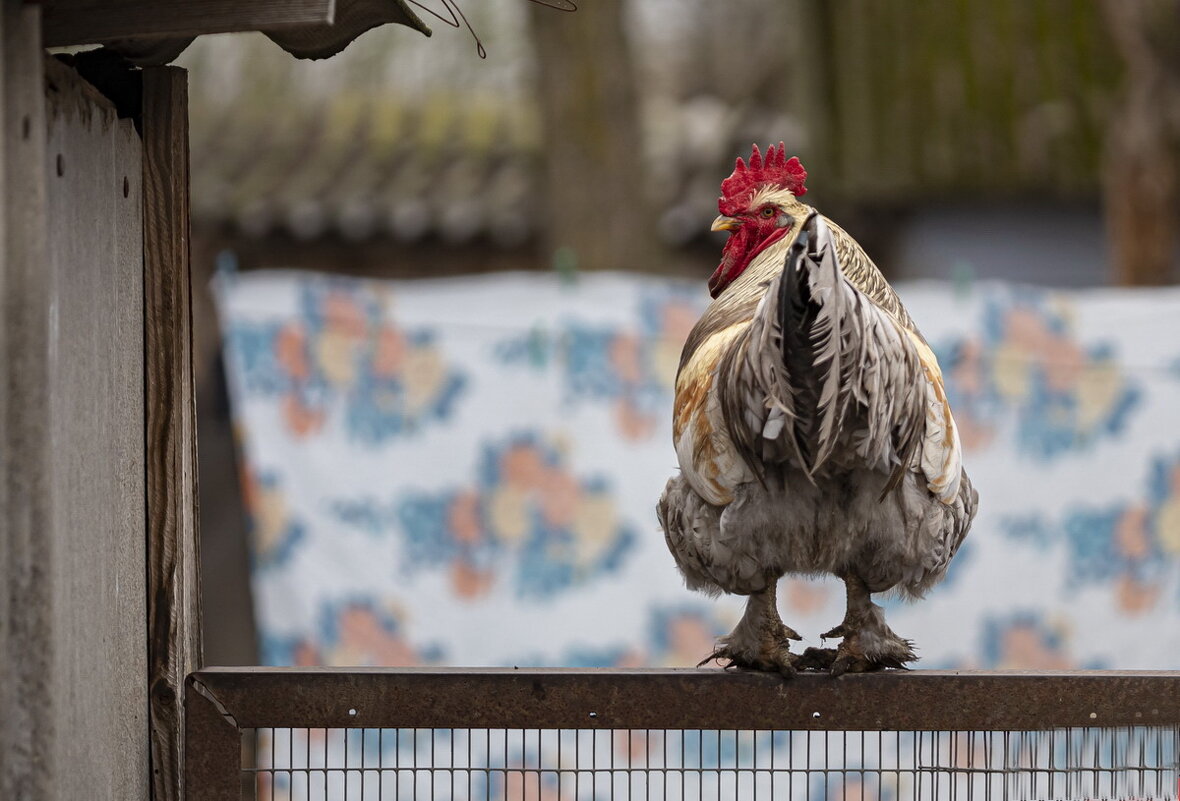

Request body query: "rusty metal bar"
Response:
[189, 667, 1180, 733]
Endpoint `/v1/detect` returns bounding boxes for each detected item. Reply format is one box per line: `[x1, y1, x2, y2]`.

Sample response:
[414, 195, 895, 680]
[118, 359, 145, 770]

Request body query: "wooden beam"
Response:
[42, 0, 335, 47]
[142, 66, 203, 801]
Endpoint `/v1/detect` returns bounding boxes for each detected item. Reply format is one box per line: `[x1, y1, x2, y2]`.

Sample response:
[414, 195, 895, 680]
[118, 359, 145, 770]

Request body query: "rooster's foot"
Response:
[697, 642, 800, 677]
[698, 623, 803, 677]
[823, 574, 917, 674]
[702, 583, 805, 676]
[827, 631, 916, 677]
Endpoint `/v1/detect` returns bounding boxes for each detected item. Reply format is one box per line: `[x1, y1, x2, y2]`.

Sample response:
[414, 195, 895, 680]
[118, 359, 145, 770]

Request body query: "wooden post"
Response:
[183, 677, 241, 801]
[1100, 0, 1180, 286]
[3, 22, 150, 800]
[0, 3, 53, 794]
[44, 57, 148, 799]
[142, 65, 203, 801]
[527, 0, 664, 273]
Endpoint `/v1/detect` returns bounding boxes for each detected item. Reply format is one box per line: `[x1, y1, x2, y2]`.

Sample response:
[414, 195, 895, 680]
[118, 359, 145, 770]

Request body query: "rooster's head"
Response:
[709, 143, 809, 298]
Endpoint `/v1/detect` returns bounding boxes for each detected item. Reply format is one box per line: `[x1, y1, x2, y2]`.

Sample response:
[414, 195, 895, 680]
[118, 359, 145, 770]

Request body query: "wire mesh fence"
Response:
[186, 668, 1180, 801]
[243, 726, 1179, 801]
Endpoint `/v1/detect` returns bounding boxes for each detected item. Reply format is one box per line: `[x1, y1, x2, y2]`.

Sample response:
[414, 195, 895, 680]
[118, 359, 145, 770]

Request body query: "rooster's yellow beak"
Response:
[711, 215, 740, 232]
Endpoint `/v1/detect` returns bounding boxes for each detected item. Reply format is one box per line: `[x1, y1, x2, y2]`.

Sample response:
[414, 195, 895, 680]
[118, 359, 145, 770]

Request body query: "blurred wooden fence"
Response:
[800, 0, 1120, 202]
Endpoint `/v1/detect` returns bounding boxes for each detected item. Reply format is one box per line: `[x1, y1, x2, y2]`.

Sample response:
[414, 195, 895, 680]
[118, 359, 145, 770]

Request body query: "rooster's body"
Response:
[657, 146, 977, 675]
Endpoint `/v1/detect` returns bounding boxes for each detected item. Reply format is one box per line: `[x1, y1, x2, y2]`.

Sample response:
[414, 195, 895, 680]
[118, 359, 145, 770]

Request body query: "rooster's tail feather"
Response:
[751, 216, 928, 490]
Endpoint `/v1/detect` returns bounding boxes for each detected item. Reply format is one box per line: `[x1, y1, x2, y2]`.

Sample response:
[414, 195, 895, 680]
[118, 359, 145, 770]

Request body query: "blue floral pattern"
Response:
[223, 276, 466, 445]
[937, 290, 1139, 460]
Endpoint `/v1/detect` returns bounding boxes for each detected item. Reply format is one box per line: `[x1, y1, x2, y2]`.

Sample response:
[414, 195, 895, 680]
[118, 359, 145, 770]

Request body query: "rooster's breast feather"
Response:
[673, 322, 756, 506]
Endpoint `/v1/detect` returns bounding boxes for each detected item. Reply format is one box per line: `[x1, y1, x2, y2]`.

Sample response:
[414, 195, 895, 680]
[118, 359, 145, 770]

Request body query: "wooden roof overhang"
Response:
[41, 0, 432, 63]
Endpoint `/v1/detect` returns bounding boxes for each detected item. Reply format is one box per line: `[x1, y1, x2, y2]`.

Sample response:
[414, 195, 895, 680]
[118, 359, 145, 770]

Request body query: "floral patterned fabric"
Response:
[217, 271, 1180, 671]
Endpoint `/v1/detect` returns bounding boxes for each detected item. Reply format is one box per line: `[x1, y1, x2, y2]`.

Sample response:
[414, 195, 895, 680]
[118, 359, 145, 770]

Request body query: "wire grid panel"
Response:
[243, 726, 1180, 801]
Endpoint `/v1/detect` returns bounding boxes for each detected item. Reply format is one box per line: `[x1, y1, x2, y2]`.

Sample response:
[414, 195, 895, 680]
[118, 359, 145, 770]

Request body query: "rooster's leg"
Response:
[818, 574, 916, 675]
[699, 581, 802, 676]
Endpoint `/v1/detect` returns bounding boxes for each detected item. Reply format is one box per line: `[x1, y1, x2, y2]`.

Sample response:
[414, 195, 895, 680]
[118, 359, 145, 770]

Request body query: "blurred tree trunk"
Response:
[528, 0, 664, 272]
[1101, 0, 1180, 285]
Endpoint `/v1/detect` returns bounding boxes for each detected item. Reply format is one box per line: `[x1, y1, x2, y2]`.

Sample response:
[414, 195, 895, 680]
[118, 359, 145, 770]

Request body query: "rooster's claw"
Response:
[697, 644, 799, 678]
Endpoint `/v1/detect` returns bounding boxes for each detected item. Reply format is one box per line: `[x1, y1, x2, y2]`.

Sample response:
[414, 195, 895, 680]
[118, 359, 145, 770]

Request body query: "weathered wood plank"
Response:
[0, 3, 53, 796]
[143, 65, 203, 801]
[43, 55, 148, 801]
[42, 0, 334, 47]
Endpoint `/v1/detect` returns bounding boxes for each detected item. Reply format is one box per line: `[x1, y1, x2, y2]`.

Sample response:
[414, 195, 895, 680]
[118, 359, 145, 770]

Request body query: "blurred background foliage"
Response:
[180, 0, 1179, 286]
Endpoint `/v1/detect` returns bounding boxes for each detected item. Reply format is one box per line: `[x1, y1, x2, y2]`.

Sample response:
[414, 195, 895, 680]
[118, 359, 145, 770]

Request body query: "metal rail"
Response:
[184, 667, 1180, 800]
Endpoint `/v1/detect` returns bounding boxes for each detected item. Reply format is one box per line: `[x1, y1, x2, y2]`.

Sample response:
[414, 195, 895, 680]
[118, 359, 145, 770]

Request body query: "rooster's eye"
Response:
[760, 207, 776, 219]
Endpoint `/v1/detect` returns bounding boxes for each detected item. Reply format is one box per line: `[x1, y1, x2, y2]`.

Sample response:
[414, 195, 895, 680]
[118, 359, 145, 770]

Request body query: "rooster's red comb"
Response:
[719, 143, 807, 215]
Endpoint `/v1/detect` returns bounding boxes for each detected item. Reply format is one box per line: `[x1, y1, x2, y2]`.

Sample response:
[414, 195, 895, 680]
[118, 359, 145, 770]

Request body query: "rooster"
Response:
[657, 144, 977, 676]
